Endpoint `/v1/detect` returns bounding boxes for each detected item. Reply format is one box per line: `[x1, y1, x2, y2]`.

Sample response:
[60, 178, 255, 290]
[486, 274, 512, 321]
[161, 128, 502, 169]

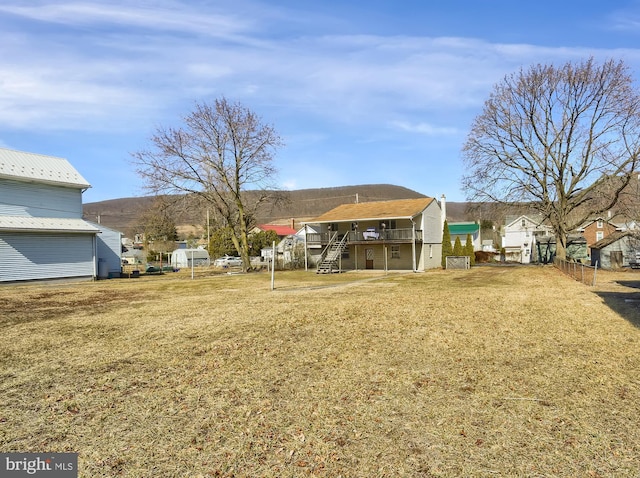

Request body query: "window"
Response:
[596, 231, 604, 241]
[391, 245, 400, 259]
[597, 220, 603, 229]
[521, 219, 526, 227]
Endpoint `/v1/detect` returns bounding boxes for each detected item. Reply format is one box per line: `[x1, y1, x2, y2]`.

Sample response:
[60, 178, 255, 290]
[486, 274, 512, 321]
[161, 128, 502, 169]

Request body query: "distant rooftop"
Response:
[0, 147, 91, 189]
[448, 222, 479, 235]
[257, 224, 298, 236]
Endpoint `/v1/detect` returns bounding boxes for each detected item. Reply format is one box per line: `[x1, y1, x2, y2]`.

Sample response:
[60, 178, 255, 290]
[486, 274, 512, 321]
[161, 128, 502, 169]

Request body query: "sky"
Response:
[2, 1, 640, 203]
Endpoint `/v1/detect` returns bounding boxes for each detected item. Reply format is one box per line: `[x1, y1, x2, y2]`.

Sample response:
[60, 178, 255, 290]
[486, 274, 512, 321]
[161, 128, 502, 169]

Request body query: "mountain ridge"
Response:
[82, 184, 481, 237]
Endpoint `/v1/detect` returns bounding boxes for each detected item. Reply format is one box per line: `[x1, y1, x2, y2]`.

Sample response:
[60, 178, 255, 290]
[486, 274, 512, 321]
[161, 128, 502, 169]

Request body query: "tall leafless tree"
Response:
[462, 58, 640, 260]
[132, 98, 284, 271]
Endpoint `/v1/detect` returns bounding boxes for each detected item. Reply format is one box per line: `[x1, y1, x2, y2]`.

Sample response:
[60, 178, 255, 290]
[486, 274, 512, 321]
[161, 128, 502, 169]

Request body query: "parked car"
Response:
[214, 255, 243, 268]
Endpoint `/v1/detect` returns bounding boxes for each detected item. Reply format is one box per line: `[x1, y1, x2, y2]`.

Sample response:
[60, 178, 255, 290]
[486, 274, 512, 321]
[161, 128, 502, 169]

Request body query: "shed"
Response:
[591, 231, 640, 269]
[170, 248, 210, 268]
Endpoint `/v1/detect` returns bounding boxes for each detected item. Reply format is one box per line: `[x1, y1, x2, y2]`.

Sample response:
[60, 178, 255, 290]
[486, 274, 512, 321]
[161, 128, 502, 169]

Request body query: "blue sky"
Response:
[2, 1, 640, 203]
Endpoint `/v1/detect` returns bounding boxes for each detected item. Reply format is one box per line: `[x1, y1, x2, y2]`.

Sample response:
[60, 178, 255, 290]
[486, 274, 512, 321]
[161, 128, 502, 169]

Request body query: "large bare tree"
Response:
[462, 58, 640, 259]
[132, 98, 284, 271]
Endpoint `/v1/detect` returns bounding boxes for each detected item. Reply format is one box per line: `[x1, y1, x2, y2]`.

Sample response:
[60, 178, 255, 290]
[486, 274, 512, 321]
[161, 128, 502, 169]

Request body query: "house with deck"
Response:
[0, 147, 117, 282]
[303, 197, 443, 273]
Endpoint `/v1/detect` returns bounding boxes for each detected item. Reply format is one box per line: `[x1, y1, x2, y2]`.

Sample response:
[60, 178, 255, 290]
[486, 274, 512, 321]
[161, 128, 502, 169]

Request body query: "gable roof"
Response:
[504, 214, 545, 228]
[590, 230, 636, 249]
[308, 197, 435, 223]
[578, 217, 623, 231]
[0, 147, 91, 189]
[257, 224, 297, 236]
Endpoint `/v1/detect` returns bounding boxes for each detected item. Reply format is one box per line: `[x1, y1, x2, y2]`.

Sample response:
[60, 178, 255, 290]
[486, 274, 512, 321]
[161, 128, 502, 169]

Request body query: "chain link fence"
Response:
[554, 258, 598, 286]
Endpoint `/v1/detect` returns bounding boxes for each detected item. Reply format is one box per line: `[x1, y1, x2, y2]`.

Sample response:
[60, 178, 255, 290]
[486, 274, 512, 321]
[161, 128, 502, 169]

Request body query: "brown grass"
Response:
[1, 266, 640, 477]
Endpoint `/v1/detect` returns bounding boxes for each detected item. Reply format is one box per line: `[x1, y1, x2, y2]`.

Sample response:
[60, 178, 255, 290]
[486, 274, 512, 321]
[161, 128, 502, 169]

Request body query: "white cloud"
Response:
[389, 120, 459, 136]
[2, 0, 640, 137]
[0, 1, 254, 39]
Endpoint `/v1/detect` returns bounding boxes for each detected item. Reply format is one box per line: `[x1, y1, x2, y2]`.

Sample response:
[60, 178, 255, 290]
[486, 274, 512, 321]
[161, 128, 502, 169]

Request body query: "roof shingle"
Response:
[308, 197, 435, 223]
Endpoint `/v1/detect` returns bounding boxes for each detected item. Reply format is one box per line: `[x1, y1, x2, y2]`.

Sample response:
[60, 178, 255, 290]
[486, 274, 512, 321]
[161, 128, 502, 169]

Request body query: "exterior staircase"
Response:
[316, 233, 349, 274]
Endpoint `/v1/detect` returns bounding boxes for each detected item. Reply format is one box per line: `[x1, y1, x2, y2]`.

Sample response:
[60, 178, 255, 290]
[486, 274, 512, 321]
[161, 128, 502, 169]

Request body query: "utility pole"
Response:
[207, 209, 210, 246]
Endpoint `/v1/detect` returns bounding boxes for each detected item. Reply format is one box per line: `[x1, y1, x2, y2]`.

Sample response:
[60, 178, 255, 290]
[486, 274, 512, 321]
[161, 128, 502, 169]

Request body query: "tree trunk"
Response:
[555, 235, 567, 261]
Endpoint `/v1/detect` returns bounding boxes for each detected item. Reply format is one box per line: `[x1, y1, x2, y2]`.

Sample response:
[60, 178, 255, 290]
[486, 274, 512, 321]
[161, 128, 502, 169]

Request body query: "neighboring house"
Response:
[577, 216, 622, 255]
[303, 197, 443, 273]
[590, 231, 640, 269]
[0, 147, 104, 282]
[502, 215, 553, 264]
[122, 246, 145, 265]
[261, 226, 317, 268]
[253, 223, 298, 240]
[92, 222, 124, 278]
[448, 222, 481, 251]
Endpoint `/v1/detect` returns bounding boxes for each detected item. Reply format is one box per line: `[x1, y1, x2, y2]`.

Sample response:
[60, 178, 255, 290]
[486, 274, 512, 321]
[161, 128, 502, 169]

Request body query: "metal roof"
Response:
[0, 216, 100, 233]
[448, 222, 479, 235]
[0, 147, 91, 189]
[308, 197, 435, 223]
[256, 224, 298, 236]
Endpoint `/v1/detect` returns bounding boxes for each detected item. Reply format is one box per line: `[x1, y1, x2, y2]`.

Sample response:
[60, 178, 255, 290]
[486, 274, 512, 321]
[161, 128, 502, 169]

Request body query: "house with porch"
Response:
[502, 215, 553, 263]
[303, 197, 443, 273]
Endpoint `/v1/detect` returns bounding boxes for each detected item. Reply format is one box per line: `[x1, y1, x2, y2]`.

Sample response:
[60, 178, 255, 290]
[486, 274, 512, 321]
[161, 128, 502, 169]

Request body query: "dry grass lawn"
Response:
[1, 266, 640, 477]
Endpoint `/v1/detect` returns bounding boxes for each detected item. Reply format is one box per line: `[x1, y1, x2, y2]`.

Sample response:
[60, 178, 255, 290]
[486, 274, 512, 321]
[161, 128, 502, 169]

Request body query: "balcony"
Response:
[306, 228, 422, 245]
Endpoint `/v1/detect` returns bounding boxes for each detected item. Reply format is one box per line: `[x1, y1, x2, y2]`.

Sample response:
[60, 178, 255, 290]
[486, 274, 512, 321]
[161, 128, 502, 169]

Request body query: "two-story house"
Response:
[577, 216, 622, 257]
[502, 215, 553, 263]
[303, 197, 443, 273]
[0, 147, 116, 282]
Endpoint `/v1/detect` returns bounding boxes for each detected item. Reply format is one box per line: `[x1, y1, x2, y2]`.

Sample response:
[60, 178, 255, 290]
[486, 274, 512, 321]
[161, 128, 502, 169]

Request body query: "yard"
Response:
[1, 266, 639, 477]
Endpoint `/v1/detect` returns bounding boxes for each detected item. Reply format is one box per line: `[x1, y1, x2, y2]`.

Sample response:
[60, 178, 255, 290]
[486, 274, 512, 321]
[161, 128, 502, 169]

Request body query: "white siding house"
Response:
[0, 148, 100, 282]
[501, 215, 552, 264]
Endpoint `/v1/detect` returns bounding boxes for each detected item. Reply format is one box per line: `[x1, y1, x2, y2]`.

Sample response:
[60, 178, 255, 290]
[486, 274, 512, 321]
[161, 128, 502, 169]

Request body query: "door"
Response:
[365, 248, 374, 269]
[611, 250, 623, 269]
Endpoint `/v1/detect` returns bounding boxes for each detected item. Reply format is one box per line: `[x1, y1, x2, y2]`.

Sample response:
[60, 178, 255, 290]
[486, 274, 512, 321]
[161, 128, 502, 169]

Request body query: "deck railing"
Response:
[306, 228, 422, 244]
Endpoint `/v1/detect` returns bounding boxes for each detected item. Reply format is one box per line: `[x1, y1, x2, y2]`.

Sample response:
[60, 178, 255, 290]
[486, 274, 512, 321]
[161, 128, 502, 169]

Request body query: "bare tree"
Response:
[462, 58, 640, 259]
[138, 196, 179, 260]
[132, 98, 284, 271]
